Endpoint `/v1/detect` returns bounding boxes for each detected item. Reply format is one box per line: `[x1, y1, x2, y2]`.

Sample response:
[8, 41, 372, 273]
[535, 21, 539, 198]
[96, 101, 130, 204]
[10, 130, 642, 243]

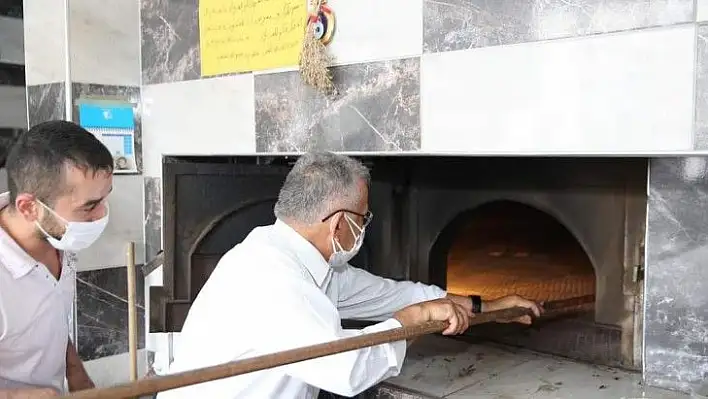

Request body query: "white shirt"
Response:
[158, 220, 446, 399]
[0, 192, 75, 393]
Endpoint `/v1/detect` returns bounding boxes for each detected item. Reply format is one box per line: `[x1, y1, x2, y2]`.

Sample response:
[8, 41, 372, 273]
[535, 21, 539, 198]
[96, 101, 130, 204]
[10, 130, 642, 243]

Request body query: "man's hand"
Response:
[446, 294, 474, 316]
[3, 388, 59, 399]
[483, 295, 544, 324]
[394, 298, 471, 335]
[66, 341, 94, 392]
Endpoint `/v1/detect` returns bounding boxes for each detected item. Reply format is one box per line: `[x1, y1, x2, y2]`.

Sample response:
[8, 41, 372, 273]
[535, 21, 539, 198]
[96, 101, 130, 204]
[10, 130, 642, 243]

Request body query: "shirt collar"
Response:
[0, 192, 37, 279]
[273, 219, 331, 287]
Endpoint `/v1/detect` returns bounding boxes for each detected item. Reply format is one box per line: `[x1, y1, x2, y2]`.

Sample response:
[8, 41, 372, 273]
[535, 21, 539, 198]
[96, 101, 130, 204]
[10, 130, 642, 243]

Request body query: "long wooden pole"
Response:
[61, 295, 594, 399]
[125, 242, 138, 383]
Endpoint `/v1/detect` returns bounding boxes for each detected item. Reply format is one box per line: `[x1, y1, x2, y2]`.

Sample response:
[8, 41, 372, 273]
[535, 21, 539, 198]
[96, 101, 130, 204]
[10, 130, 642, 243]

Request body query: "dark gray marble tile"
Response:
[0, 63, 24, 86]
[695, 24, 708, 150]
[140, 0, 200, 85]
[645, 157, 708, 394]
[255, 58, 421, 152]
[144, 177, 162, 263]
[423, 0, 694, 54]
[26, 83, 66, 127]
[71, 83, 143, 173]
[76, 266, 146, 361]
[0, 128, 24, 167]
[0, 0, 22, 18]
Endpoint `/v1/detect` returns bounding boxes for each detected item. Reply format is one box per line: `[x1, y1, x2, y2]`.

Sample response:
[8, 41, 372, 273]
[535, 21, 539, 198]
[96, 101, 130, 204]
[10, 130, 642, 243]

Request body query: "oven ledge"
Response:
[355, 335, 689, 398]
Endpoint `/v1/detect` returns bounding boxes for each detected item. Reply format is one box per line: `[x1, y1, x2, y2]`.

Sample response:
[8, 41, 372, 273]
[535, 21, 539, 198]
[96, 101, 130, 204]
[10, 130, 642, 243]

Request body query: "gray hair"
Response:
[274, 152, 371, 224]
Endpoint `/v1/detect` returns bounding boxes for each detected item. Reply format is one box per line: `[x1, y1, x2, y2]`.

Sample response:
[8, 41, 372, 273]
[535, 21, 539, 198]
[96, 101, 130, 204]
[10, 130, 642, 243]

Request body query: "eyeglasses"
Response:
[321, 209, 373, 228]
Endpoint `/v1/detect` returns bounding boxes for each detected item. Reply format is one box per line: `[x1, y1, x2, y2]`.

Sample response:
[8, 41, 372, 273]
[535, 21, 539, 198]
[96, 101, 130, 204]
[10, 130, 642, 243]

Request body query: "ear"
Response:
[329, 212, 343, 235]
[15, 193, 40, 221]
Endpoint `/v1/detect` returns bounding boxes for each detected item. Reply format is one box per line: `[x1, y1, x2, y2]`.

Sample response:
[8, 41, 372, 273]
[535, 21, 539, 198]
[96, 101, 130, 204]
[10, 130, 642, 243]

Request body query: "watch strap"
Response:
[470, 295, 482, 313]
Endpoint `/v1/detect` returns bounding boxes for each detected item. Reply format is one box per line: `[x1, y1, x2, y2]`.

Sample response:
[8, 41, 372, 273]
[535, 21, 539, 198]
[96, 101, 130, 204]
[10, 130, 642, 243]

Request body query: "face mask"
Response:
[328, 214, 366, 268]
[35, 200, 109, 251]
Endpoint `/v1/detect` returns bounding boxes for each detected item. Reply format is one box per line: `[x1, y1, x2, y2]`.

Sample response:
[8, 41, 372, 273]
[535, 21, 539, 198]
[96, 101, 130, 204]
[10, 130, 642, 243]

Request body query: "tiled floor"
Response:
[379, 335, 692, 398]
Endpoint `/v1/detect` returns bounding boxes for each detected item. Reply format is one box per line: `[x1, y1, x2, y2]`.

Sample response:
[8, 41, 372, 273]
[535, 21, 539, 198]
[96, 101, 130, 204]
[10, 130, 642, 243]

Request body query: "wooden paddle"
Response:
[61, 295, 594, 399]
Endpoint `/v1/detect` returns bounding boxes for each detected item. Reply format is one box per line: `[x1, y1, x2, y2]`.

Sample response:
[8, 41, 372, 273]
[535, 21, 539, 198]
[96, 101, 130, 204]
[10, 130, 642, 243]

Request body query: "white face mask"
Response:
[35, 200, 109, 251]
[328, 214, 366, 268]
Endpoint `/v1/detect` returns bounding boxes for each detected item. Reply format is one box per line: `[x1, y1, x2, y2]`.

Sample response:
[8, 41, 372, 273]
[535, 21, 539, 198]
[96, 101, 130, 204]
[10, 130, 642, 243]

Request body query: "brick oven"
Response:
[149, 155, 648, 371]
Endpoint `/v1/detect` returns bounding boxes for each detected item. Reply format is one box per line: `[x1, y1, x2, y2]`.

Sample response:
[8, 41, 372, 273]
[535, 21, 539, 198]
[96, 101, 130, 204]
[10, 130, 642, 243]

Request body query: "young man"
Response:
[0, 121, 114, 398]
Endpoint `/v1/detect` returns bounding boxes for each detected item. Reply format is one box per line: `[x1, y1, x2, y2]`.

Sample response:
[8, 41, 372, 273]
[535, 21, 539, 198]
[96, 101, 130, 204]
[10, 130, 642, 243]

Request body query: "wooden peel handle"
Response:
[60, 295, 594, 399]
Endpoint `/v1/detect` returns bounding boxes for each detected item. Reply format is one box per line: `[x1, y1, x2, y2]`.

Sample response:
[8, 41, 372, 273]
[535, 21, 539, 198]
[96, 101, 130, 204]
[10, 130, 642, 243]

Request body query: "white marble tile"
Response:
[77, 175, 145, 271]
[84, 350, 148, 388]
[0, 16, 24, 65]
[324, 0, 422, 66]
[420, 25, 696, 154]
[699, 0, 708, 22]
[23, 0, 67, 85]
[384, 335, 689, 399]
[141, 75, 256, 177]
[445, 353, 688, 398]
[69, 0, 141, 85]
[0, 86, 27, 128]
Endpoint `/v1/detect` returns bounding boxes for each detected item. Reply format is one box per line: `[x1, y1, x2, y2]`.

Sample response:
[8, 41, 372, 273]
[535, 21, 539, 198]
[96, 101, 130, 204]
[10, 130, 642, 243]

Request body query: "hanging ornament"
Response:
[299, 0, 336, 96]
[311, 1, 336, 46]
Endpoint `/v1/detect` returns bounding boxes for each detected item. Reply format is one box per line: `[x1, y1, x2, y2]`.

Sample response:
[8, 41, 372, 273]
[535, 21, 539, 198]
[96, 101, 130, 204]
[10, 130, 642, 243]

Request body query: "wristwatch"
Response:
[469, 295, 482, 313]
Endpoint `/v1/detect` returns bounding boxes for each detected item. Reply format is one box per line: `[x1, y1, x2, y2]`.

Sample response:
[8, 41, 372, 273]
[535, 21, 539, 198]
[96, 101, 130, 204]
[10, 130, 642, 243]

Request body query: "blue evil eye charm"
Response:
[314, 7, 335, 46]
[312, 19, 325, 40]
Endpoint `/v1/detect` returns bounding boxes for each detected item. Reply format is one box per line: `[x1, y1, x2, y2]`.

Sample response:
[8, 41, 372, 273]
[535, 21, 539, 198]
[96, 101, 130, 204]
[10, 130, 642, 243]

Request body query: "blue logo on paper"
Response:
[78, 103, 134, 129]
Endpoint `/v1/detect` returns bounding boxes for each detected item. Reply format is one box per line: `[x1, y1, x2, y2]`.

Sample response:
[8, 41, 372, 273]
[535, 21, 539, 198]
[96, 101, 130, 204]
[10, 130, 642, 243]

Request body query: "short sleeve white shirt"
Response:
[0, 192, 75, 393]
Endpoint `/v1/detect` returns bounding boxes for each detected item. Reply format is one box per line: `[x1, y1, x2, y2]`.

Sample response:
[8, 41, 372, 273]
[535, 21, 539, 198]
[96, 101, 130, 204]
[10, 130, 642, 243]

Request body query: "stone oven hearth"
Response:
[151, 155, 648, 373]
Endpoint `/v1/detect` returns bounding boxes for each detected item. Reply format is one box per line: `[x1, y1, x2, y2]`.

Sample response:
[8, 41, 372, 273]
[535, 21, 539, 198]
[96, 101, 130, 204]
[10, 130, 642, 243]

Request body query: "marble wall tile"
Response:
[0, 63, 25, 86]
[77, 175, 146, 271]
[141, 0, 200, 85]
[23, 0, 67, 85]
[420, 25, 695, 154]
[0, 86, 27, 129]
[325, 0, 422, 66]
[645, 157, 708, 394]
[699, 0, 708, 22]
[423, 0, 694, 54]
[0, 16, 24, 65]
[144, 177, 162, 262]
[71, 83, 143, 172]
[141, 75, 255, 177]
[0, 0, 22, 18]
[70, 0, 141, 86]
[696, 24, 708, 150]
[26, 83, 66, 127]
[255, 58, 420, 153]
[77, 266, 146, 361]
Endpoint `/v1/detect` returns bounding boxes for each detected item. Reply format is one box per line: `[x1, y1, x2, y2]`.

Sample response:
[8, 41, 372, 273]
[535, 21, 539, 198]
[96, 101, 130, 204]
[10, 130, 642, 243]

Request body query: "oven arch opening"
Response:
[432, 200, 596, 304]
[425, 200, 626, 367]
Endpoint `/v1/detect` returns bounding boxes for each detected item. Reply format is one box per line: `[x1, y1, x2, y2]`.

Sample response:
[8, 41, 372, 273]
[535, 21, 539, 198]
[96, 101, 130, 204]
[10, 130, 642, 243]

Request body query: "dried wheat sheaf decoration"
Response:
[298, 0, 335, 96]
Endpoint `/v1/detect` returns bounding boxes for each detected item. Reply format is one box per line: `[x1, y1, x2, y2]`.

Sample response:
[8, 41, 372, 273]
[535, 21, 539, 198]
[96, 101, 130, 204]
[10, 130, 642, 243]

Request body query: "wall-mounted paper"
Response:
[78, 102, 138, 174]
[198, 0, 307, 76]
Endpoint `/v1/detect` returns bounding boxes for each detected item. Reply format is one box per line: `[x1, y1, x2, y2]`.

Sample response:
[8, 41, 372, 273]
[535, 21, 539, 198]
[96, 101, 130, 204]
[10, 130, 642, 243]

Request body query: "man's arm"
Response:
[0, 389, 58, 399]
[65, 340, 94, 392]
[336, 265, 446, 321]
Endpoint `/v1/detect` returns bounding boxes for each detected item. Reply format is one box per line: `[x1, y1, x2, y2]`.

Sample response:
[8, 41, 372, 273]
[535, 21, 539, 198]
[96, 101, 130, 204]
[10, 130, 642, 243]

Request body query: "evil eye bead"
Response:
[312, 19, 325, 40]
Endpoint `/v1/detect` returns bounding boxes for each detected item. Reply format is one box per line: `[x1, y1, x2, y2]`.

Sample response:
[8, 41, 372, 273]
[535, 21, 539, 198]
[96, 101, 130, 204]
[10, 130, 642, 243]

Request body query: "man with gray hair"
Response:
[158, 152, 541, 399]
